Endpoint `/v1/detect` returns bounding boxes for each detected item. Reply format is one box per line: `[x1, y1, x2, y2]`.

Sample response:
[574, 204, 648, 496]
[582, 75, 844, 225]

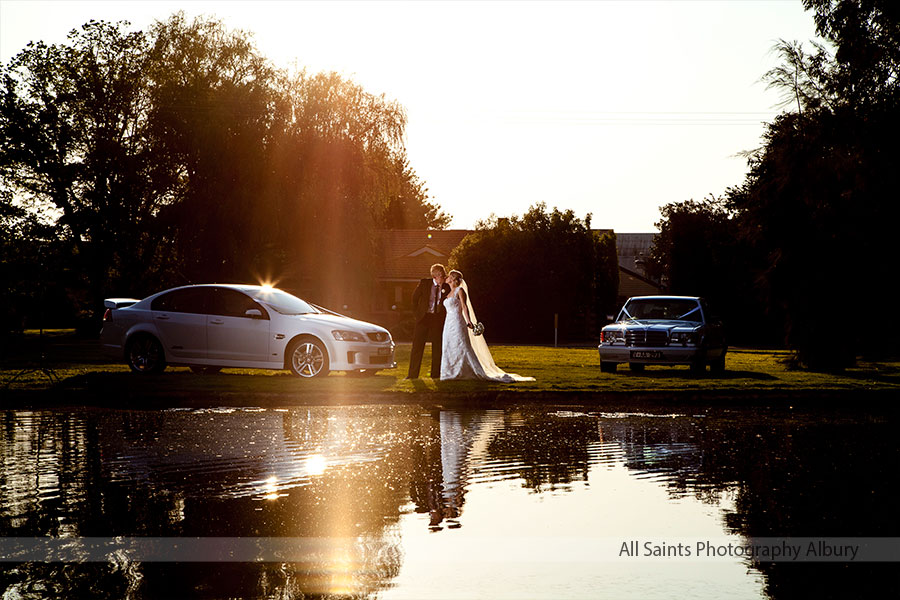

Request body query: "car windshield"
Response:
[248, 288, 319, 315]
[620, 299, 702, 322]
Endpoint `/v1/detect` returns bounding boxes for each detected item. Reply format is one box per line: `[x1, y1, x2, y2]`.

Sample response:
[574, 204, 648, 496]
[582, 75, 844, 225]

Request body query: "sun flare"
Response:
[305, 454, 327, 476]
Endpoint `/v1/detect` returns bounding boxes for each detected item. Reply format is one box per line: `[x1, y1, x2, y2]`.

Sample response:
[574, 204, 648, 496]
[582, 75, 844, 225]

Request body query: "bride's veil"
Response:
[460, 280, 533, 381]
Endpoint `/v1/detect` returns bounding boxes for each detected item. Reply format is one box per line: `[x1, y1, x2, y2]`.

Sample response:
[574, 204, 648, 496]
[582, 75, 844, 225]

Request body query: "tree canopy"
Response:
[450, 203, 618, 343]
[1, 14, 448, 329]
[0, 20, 172, 313]
[651, 0, 899, 368]
[647, 198, 781, 347]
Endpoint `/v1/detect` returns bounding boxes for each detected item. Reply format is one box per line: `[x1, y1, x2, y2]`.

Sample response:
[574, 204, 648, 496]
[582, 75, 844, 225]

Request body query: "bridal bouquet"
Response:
[472, 322, 485, 336]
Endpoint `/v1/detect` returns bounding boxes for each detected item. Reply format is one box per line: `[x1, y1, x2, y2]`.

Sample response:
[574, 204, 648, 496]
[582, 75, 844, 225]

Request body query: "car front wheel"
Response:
[287, 338, 329, 378]
[126, 334, 166, 374]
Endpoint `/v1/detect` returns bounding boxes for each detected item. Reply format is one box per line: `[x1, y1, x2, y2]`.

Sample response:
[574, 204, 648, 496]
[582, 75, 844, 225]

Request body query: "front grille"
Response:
[625, 330, 668, 347]
[367, 332, 390, 343]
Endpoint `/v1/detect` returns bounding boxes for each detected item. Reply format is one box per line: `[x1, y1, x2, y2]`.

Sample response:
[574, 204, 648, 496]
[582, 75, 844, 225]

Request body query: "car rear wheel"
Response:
[126, 334, 166, 374]
[287, 338, 329, 378]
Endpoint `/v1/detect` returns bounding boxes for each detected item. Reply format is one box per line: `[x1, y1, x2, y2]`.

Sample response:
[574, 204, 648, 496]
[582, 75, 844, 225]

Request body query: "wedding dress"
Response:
[440, 283, 535, 382]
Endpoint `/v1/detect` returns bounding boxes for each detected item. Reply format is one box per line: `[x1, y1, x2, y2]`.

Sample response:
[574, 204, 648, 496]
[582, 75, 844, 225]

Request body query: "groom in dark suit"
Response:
[406, 263, 450, 379]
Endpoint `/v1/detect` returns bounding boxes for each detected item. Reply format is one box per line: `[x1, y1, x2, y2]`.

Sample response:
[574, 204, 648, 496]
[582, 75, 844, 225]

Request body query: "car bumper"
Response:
[99, 327, 124, 359]
[598, 345, 714, 364]
[330, 342, 396, 371]
[101, 343, 124, 359]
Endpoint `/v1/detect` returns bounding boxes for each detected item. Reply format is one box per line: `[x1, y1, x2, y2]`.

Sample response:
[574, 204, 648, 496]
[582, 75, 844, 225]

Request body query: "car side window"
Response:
[208, 287, 269, 319]
[151, 288, 208, 314]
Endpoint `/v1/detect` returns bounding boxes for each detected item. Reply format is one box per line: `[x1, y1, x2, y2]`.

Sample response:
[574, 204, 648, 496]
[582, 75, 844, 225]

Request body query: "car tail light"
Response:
[103, 309, 112, 322]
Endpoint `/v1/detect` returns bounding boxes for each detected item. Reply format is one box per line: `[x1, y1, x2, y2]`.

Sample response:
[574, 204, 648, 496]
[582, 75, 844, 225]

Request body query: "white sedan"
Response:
[100, 284, 395, 377]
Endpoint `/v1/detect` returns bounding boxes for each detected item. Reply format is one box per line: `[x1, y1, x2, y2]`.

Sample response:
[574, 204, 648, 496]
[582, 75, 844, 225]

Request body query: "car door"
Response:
[150, 287, 209, 359]
[206, 287, 271, 362]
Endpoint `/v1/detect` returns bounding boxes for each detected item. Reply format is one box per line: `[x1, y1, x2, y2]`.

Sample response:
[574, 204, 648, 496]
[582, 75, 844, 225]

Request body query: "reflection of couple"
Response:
[406, 263, 534, 382]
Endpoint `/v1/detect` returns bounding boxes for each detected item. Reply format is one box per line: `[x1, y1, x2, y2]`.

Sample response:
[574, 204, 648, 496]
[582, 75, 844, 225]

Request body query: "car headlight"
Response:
[600, 329, 624, 344]
[332, 330, 365, 342]
[670, 331, 697, 346]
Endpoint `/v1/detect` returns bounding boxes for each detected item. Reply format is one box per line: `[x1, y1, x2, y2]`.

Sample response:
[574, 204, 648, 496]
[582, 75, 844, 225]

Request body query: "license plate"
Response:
[377, 347, 391, 356]
[631, 351, 662, 359]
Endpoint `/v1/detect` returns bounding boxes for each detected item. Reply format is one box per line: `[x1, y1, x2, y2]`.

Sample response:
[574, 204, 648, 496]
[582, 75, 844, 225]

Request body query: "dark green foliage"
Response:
[0, 20, 177, 320]
[726, 0, 900, 368]
[648, 197, 735, 299]
[0, 193, 78, 335]
[648, 1, 899, 368]
[450, 204, 617, 343]
[647, 198, 779, 346]
[728, 105, 899, 368]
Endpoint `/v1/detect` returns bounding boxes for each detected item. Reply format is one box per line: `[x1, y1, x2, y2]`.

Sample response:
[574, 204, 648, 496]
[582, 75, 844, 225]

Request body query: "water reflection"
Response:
[1, 404, 898, 598]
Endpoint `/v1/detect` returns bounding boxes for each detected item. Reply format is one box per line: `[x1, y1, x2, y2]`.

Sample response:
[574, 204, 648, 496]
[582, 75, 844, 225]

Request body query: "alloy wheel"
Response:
[290, 341, 327, 377]
[128, 336, 165, 374]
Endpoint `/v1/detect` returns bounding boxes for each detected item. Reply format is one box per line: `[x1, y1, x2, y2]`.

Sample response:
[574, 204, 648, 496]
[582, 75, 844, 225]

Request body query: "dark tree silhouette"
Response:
[450, 203, 618, 343]
[647, 197, 777, 346]
[0, 14, 448, 331]
[724, 0, 900, 367]
[0, 20, 177, 316]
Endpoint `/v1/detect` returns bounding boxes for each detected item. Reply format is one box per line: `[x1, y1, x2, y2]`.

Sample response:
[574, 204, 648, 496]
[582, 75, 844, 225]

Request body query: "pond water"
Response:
[1, 403, 897, 599]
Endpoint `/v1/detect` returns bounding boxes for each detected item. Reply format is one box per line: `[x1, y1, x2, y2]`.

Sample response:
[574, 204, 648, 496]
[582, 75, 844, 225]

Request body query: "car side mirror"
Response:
[245, 308, 263, 319]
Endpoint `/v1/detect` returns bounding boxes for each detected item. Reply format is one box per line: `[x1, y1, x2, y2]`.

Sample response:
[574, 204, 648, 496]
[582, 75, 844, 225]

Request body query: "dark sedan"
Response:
[598, 296, 726, 373]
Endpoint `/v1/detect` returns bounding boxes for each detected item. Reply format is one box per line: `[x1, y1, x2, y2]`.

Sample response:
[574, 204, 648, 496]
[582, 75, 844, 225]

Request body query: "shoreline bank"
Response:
[4, 387, 899, 412]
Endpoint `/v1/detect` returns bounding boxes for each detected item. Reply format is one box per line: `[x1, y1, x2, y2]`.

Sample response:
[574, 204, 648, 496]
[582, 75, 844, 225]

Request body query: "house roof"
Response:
[618, 265, 664, 298]
[615, 232, 657, 273]
[378, 230, 472, 280]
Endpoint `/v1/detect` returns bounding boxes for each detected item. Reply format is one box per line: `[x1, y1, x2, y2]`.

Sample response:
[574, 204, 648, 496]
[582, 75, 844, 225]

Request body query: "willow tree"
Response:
[145, 13, 282, 285]
[148, 14, 447, 303]
[269, 70, 424, 303]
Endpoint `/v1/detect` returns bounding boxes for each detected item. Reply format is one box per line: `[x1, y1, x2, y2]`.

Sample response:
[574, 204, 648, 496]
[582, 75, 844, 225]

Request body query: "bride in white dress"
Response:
[440, 270, 534, 382]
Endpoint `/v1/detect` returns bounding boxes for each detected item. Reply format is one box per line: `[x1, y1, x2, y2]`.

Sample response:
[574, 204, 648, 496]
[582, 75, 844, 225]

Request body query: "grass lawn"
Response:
[2, 330, 899, 402]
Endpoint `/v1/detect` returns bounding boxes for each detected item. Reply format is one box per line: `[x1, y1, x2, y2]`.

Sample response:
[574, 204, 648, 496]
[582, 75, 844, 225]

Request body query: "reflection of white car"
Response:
[100, 284, 395, 377]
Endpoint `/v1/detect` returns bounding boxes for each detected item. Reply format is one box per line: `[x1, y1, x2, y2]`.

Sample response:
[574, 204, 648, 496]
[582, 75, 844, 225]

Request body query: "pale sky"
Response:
[0, 0, 823, 232]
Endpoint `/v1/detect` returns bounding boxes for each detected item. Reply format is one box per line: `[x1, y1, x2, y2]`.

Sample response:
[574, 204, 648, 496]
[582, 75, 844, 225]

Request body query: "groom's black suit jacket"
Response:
[412, 278, 450, 323]
[407, 278, 451, 378]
